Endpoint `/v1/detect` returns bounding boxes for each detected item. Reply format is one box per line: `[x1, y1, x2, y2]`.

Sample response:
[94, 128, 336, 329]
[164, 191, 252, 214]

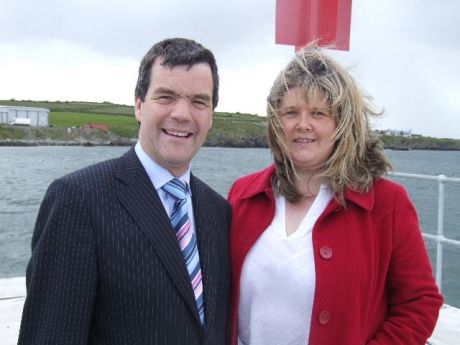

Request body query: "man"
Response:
[18, 38, 231, 345]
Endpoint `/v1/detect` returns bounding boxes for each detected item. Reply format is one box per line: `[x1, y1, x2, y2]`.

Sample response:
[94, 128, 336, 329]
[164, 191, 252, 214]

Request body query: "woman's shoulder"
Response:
[228, 165, 275, 199]
[372, 176, 411, 205]
[234, 165, 275, 185]
[373, 176, 406, 194]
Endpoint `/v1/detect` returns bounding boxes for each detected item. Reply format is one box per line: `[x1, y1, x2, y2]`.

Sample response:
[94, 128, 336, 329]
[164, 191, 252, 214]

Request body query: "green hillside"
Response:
[0, 100, 267, 147]
[0, 99, 134, 116]
[50, 112, 138, 138]
[1, 100, 459, 149]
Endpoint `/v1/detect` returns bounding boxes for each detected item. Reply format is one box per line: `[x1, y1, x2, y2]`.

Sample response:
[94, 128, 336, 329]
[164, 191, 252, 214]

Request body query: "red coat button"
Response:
[318, 311, 331, 325]
[319, 246, 333, 259]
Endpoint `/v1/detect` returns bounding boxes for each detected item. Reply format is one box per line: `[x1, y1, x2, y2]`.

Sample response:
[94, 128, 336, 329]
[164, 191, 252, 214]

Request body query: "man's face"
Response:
[135, 60, 213, 176]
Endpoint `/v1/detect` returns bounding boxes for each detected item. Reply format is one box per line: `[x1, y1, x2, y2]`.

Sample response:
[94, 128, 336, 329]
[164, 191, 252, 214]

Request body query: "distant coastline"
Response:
[1, 100, 459, 150]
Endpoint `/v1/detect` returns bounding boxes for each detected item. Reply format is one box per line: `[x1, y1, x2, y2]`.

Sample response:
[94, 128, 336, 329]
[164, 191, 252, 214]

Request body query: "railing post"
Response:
[390, 172, 460, 302]
[436, 175, 446, 292]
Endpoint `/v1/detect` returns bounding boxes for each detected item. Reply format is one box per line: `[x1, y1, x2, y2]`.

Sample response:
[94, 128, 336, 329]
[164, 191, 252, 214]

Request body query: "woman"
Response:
[228, 46, 443, 345]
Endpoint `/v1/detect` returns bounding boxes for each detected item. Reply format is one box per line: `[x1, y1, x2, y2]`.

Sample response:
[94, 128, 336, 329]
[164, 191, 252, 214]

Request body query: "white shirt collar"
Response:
[273, 184, 332, 240]
[134, 142, 191, 193]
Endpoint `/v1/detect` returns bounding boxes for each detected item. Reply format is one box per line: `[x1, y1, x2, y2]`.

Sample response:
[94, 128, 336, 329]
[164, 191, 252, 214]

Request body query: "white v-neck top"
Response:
[238, 185, 333, 345]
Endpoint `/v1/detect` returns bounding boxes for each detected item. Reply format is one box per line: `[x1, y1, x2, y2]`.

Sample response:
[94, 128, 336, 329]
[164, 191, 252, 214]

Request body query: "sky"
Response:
[0, 0, 459, 139]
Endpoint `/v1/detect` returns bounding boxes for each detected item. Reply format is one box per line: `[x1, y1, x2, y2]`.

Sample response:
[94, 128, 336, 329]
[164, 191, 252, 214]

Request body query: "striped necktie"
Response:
[162, 178, 205, 325]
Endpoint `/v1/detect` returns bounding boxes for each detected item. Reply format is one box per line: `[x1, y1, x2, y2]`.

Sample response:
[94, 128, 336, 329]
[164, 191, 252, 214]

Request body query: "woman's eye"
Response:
[284, 111, 298, 118]
[312, 111, 325, 117]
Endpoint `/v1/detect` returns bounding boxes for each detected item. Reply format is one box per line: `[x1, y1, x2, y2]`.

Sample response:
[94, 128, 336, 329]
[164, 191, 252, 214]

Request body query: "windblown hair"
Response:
[267, 45, 392, 204]
[134, 38, 219, 109]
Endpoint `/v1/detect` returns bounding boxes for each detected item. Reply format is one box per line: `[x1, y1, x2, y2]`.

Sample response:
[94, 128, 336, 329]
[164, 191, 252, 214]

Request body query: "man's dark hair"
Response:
[134, 38, 219, 109]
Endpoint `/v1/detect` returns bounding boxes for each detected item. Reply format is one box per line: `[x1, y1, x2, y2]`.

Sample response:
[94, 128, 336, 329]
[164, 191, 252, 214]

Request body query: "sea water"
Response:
[1, 146, 459, 306]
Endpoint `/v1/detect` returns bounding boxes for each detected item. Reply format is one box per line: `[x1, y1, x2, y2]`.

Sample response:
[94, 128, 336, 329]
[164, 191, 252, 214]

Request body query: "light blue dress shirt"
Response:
[134, 142, 197, 235]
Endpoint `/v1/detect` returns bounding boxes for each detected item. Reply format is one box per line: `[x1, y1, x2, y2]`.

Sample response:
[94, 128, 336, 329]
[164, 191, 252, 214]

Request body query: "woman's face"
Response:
[279, 86, 336, 172]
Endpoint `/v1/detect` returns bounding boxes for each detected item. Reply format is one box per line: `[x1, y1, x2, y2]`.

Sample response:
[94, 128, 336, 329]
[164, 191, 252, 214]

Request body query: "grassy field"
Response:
[0, 100, 134, 116]
[4, 99, 457, 149]
[50, 112, 138, 138]
[0, 125, 25, 140]
[209, 112, 267, 146]
[0, 100, 268, 145]
[49, 111, 267, 142]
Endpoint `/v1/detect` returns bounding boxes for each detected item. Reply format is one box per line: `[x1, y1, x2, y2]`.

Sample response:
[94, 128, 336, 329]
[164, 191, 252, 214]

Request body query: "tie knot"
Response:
[162, 178, 187, 200]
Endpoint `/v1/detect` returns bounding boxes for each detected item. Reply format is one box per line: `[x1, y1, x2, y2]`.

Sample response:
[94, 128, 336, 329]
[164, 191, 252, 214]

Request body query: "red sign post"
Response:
[276, 0, 352, 51]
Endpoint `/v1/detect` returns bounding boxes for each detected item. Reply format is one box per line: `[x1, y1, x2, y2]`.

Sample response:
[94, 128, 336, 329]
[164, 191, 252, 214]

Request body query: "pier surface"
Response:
[1, 276, 459, 344]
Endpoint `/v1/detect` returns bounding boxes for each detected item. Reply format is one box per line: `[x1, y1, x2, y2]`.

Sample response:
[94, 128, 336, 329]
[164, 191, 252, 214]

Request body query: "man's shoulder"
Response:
[56, 148, 136, 189]
[191, 175, 228, 207]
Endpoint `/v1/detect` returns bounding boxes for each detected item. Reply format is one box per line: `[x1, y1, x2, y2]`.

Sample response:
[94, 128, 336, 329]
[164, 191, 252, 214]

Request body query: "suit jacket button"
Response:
[318, 310, 331, 325]
[320, 246, 333, 259]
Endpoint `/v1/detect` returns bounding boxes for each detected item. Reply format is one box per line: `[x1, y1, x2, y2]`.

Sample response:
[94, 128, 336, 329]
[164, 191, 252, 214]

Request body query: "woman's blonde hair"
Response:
[267, 45, 392, 204]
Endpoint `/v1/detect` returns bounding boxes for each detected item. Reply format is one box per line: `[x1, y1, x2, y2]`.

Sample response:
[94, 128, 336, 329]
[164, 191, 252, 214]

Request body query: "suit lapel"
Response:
[191, 174, 218, 333]
[115, 148, 201, 325]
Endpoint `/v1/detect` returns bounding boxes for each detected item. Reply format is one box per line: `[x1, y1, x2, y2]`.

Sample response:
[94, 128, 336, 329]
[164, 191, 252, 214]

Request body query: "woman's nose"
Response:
[296, 112, 312, 130]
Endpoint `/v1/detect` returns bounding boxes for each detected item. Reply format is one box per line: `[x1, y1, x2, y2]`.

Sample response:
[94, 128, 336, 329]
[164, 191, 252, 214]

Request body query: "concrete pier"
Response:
[1, 276, 459, 345]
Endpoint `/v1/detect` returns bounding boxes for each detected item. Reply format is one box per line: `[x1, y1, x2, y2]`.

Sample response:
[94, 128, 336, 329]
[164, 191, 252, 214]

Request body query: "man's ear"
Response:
[134, 97, 142, 123]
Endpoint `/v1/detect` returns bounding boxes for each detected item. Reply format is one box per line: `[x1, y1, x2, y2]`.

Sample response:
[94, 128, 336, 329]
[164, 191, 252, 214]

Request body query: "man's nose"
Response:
[170, 97, 193, 121]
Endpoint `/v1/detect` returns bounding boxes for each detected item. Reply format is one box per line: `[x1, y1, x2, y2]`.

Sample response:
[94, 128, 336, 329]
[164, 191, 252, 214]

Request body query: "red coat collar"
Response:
[238, 165, 276, 200]
[344, 186, 374, 210]
[237, 164, 375, 211]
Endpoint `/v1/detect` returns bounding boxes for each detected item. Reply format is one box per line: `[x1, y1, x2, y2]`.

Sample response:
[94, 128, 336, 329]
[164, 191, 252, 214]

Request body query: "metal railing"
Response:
[390, 172, 460, 292]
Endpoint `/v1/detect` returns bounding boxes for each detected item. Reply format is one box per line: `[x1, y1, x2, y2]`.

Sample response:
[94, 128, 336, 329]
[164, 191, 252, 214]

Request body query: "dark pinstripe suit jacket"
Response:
[18, 147, 231, 345]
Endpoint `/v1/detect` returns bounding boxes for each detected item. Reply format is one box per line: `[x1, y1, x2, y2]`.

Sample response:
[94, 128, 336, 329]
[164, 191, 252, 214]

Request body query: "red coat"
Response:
[228, 165, 443, 345]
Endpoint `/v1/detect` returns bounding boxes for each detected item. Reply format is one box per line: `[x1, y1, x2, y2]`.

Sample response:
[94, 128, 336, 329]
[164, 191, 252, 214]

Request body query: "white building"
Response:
[0, 105, 49, 127]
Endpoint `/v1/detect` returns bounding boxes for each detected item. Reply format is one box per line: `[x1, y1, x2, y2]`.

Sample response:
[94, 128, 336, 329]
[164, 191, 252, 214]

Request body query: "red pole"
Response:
[276, 0, 352, 51]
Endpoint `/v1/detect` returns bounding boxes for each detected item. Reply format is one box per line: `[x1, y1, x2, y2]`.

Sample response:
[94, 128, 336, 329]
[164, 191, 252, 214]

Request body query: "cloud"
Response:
[0, 40, 138, 104]
[0, 0, 459, 138]
[328, 0, 460, 138]
[0, 0, 275, 58]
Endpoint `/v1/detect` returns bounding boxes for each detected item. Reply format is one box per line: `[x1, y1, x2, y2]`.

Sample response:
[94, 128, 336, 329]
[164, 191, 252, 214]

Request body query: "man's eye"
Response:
[154, 95, 174, 103]
[192, 100, 209, 110]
